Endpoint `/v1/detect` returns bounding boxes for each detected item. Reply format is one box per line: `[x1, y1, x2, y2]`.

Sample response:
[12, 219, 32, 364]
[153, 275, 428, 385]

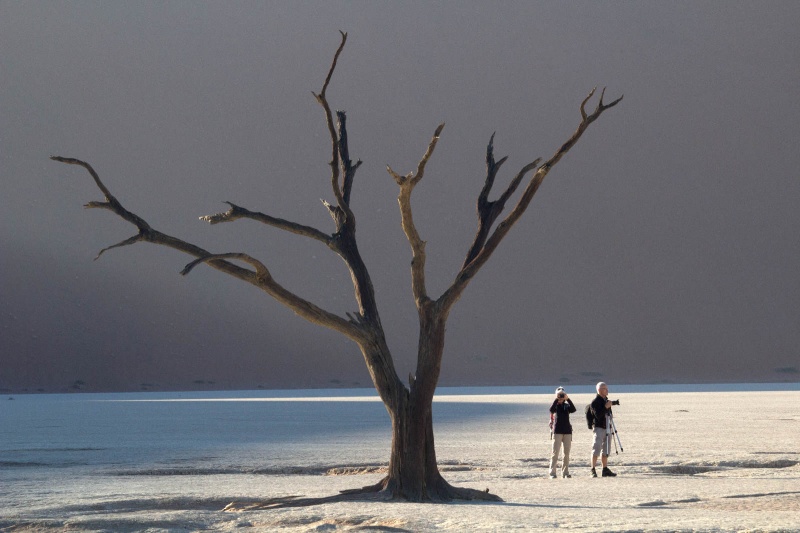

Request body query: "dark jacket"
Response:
[549, 398, 577, 434]
[590, 394, 611, 429]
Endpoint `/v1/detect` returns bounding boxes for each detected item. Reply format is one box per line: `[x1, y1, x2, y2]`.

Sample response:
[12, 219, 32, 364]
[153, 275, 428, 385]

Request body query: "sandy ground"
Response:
[1, 388, 799, 531]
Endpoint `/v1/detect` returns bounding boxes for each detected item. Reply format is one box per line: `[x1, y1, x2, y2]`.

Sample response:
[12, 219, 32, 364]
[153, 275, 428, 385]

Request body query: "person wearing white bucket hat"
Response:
[548, 386, 576, 478]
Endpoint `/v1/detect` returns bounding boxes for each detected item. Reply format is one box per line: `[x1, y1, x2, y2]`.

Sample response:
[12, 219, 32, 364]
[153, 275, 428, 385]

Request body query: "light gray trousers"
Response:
[549, 433, 572, 476]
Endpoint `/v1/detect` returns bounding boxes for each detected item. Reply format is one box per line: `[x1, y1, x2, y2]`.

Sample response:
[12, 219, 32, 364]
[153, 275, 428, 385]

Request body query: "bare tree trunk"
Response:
[371, 379, 496, 502]
[356, 306, 496, 502]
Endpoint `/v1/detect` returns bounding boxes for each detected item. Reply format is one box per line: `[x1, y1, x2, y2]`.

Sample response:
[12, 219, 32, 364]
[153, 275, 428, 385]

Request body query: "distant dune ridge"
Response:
[2, 350, 799, 394]
[2, 343, 798, 394]
[4, 256, 797, 393]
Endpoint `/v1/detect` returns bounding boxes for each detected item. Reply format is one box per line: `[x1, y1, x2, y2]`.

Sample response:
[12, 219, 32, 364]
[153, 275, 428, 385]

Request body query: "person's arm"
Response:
[591, 396, 605, 418]
[566, 398, 577, 413]
[549, 399, 559, 413]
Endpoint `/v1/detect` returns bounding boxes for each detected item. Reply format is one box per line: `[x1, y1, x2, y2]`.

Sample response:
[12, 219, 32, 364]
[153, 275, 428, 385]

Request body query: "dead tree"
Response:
[51, 32, 621, 504]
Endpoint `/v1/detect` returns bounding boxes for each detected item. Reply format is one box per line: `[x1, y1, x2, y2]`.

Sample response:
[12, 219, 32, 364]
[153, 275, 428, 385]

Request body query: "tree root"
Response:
[222, 476, 502, 511]
[426, 475, 504, 503]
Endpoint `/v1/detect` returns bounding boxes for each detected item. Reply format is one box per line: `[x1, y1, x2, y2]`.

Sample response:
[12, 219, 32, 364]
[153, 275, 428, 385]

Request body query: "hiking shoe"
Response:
[602, 467, 617, 477]
[563, 473, 572, 478]
[591, 468, 597, 477]
[549, 475, 557, 479]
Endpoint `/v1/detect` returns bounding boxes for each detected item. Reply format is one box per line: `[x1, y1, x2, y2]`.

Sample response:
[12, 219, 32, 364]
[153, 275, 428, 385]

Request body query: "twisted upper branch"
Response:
[462, 135, 540, 268]
[440, 87, 622, 311]
[387, 123, 445, 306]
[387, 86, 621, 316]
[312, 31, 354, 225]
[50, 156, 363, 342]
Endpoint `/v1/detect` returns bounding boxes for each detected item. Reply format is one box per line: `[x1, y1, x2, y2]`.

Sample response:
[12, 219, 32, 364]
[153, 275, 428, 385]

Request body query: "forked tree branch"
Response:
[462, 134, 540, 268]
[180, 252, 360, 333]
[50, 156, 364, 342]
[440, 87, 622, 311]
[50, 157, 152, 231]
[387, 87, 620, 316]
[308, 36, 385, 331]
[188, 36, 354, 243]
[387, 123, 445, 306]
[312, 31, 352, 223]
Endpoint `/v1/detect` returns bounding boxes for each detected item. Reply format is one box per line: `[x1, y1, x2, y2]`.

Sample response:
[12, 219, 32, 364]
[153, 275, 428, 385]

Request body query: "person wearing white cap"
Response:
[548, 386, 576, 478]
[589, 381, 617, 477]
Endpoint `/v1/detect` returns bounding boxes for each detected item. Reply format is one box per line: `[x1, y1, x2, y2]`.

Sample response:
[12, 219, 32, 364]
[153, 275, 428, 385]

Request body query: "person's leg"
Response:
[601, 428, 616, 475]
[549, 434, 563, 477]
[591, 427, 604, 476]
[561, 434, 572, 477]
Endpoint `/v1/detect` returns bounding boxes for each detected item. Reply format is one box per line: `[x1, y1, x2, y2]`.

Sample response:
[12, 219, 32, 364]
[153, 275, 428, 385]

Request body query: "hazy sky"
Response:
[2, 1, 799, 392]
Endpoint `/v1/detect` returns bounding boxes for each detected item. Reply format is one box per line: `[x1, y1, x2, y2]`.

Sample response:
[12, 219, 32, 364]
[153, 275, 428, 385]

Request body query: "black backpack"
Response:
[584, 404, 594, 429]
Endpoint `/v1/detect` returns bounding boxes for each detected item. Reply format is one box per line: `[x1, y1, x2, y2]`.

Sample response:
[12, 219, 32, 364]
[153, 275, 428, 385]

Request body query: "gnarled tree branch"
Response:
[440, 87, 622, 312]
[181, 252, 360, 339]
[181, 252, 270, 279]
[387, 122, 445, 307]
[309, 34, 404, 396]
[50, 156, 365, 343]
[462, 134, 541, 268]
[51, 156, 152, 231]
[200, 201, 332, 245]
[338, 111, 363, 206]
[312, 31, 351, 223]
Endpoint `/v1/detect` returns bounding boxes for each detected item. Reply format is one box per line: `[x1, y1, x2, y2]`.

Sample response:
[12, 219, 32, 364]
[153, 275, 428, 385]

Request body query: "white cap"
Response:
[555, 386, 565, 394]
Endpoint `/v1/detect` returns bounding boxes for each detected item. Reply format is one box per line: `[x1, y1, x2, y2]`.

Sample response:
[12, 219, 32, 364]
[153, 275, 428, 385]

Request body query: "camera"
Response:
[610, 399, 620, 406]
[557, 392, 565, 399]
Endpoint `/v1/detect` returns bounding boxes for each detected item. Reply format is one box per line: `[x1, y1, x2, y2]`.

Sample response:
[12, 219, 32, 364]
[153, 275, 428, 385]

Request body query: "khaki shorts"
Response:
[592, 426, 610, 456]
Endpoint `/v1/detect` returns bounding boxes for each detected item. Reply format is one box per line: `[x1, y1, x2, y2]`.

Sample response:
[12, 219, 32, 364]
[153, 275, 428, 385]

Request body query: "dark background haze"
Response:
[2, 2, 799, 392]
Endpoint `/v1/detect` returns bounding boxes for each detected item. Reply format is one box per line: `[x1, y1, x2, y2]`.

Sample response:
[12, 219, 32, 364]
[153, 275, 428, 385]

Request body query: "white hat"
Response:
[555, 386, 565, 394]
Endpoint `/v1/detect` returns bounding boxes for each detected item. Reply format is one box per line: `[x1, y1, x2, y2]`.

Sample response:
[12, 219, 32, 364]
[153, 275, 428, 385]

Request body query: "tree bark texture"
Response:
[51, 32, 619, 504]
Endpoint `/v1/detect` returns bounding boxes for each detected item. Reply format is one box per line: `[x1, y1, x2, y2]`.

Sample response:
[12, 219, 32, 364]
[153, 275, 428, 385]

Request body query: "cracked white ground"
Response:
[2, 386, 798, 532]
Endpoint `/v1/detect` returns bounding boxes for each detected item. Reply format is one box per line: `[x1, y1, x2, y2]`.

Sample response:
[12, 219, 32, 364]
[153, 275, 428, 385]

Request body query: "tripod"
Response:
[605, 413, 624, 454]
